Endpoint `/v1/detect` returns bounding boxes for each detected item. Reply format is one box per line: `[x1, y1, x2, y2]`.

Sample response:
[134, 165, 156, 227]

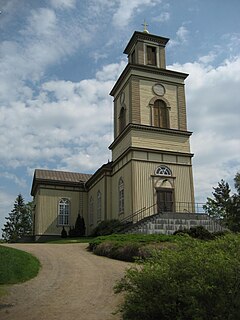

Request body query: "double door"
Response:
[157, 189, 174, 213]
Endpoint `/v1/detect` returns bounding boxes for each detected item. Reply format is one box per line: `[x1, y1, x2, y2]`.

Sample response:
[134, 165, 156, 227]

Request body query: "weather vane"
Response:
[142, 20, 149, 33]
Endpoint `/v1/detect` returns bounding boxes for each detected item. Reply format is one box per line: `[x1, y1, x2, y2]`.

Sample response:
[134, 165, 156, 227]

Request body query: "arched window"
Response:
[89, 196, 94, 225]
[155, 165, 172, 176]
[153, 100, 169, 128]
[119, 107, 126, 133]
[119, 178, 124, 214]
[58, 198, 70, 225]
[97, 191, 101, 221]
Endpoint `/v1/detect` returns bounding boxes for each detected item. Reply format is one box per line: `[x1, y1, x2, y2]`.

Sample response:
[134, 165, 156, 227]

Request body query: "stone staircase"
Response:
[124, 212, 225, 235]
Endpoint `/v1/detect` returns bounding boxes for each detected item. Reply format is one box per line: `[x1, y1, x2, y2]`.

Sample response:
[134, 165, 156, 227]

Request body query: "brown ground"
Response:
[0, 243, 129, 320]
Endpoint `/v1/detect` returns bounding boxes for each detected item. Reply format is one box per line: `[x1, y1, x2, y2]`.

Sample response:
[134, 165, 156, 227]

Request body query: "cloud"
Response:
[0, 59, 123, 172]
[152, 12, 170, 23]
[169, 25, 189, 48]
[50, 0, 76, 9]
[0, 5, 91, 104]
[168, 56, 240, 201]
[112, 0, 160, 28]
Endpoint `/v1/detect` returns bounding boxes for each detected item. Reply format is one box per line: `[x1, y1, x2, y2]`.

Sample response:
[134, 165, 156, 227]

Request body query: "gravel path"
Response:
[0, 243, 129, 320]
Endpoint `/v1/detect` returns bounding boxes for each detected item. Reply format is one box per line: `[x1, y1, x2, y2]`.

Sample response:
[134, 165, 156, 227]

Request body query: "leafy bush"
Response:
[93, 241, 140, 262]
[91, 219, 130, 236]
[115, 234, 240, 320]
[61, 226, 67, 238]
[68, 214, 86, 237]
[173, 225, 214, 240]
[88, 233, 189, 261]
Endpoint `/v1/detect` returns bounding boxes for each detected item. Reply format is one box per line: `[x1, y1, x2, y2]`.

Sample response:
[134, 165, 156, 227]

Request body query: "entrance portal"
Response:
[157, 189, 174, 212]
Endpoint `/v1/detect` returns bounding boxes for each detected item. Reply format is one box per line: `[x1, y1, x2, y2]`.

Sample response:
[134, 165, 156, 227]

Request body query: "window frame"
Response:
[147, 45, 157, 66]
[153, 99, 169, 128]
[58, 198, 70, 226]
[155, 165, 172, 176]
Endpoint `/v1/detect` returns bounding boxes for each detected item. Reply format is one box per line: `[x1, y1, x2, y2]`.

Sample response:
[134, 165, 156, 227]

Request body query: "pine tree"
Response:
[2, 194, 32, 242]
[204, 173, 240, 231]
[74, 214, 86, 237]
[204, 179, 231, 220]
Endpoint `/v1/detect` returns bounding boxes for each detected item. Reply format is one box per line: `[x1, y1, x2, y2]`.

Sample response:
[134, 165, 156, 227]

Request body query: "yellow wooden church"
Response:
[31, 29, 219, 241]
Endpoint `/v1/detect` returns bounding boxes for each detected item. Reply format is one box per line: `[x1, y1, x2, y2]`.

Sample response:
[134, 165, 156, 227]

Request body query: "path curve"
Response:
[0, 243, 129, 320]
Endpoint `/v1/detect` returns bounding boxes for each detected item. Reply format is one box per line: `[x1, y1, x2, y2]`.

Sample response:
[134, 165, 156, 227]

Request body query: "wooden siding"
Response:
[34, 187, 86, 236]
[139, 80, 179, 129]
[132, 160, 194, 214]
[111, 162, 132, 220]
[130, 78, 141, 123]
[177, 85, 187, 130]
[131, 130, 191, 153]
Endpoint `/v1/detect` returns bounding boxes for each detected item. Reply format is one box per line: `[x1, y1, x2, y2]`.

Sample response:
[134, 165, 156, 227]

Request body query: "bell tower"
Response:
[109, 27, 195, 218]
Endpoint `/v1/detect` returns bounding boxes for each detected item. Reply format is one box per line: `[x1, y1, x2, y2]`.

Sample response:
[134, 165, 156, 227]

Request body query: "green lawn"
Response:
[0, 245, 40, 285]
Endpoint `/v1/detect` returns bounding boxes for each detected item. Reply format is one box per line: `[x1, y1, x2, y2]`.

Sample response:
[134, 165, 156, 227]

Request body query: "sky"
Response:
[0, 0, 239, 234]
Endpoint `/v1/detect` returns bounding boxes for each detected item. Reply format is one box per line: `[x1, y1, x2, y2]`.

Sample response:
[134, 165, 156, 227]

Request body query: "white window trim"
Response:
[58, 198, 70, 226]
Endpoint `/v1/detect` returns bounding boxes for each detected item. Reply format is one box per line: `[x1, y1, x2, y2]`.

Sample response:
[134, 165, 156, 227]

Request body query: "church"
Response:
[31, 28, 198, 241]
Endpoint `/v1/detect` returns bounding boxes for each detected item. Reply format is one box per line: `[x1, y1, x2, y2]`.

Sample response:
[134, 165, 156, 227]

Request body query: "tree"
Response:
[203, 179, 232, 220]
[2, 194, 33, 242]
[68, 214, 86, 237]
[204, 173, 240, 231]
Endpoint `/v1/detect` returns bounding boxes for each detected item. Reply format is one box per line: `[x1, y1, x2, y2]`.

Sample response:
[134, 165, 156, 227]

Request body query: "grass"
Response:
[87, 233, 193, 261]
[0, 245, 40, 285]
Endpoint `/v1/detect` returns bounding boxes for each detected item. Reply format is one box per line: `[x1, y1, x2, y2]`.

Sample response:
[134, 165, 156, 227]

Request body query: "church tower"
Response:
[109, 28, 195, 219]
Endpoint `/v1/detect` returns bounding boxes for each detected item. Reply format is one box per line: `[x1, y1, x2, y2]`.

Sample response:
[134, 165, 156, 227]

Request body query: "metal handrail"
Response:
[119, 202, 206, 225]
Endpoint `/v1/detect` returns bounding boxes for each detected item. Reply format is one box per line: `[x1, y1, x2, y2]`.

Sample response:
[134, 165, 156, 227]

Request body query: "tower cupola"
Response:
[124, 31, 169, 69]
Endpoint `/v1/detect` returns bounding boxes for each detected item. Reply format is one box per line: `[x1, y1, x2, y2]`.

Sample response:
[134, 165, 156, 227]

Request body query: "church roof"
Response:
[31, 169, 92, 195]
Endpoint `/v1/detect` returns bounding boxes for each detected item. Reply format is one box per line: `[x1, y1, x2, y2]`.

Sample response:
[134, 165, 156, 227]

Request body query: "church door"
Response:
[157, 189, 174, 213]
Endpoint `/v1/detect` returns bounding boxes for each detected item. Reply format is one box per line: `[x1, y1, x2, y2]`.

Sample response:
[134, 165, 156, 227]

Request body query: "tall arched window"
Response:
[58, 198, 70, 225]
[119, 178, 124, 214]
[153, 100, 169, 128]
[97, 191, 101, 221]
[89, 196, 94, 225]
[119, 107, 126, 133]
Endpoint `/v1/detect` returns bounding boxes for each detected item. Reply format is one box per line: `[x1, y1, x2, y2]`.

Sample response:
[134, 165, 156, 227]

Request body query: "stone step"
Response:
[124, 212, 225, 235]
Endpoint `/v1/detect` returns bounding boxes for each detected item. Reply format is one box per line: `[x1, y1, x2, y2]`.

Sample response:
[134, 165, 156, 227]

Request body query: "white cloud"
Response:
[112, 0, 160, 28]
[152, 12, 170, 23]
[169, 25, 189, 48]
[168, 56, 240, 201]
[0, 5, 91, 103]
[50, 0, 76, 9]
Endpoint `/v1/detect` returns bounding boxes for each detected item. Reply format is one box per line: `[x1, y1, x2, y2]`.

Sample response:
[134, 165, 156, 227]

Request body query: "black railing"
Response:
[120, 202, 206, 225]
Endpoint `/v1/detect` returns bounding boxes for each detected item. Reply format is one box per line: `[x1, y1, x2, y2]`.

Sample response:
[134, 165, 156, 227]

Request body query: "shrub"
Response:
[115, 234, 240, 320]
[68, 214, 86, 237]
[174, 225, 214, 240]
[61, 226, 67, 238]
[93, 241, 140, 262]
[91, 219, 128, 236]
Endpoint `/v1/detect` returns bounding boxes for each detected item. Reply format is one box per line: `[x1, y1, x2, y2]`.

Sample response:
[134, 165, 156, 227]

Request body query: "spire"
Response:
[142, 20, 149, 34]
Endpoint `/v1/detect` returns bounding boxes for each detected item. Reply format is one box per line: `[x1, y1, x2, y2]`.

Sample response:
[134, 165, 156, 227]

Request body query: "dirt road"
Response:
[0, 243, 129, 320]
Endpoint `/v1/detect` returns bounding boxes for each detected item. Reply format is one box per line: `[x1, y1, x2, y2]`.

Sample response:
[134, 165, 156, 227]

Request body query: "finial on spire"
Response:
[142, 20, 149, 34]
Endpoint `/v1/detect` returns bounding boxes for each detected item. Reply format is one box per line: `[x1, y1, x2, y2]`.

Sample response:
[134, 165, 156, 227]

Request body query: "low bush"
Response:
[173, 225, 214, 240]
[115, 234, 240, 320]
[88, 233, 190, 261]
[91, 219, 128, 237]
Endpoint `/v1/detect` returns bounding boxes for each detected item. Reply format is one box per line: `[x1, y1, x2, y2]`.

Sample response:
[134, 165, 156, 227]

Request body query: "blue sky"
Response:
[0, 0, 240, 234]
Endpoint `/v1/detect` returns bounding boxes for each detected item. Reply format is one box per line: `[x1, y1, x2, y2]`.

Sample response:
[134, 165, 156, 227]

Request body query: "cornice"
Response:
[110, 63, 188, 97]
[124, 31, 169, 55]
[109, 123, 192, 150]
